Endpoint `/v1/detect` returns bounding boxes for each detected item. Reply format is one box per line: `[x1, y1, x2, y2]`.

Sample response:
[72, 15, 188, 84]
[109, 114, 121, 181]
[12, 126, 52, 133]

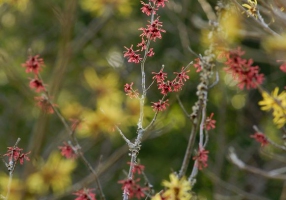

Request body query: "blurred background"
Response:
[0, 0, 286, 199]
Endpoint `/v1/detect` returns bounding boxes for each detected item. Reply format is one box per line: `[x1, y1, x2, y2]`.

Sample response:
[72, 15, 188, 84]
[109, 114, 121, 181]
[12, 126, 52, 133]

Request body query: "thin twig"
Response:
[228, 147, 286, 180]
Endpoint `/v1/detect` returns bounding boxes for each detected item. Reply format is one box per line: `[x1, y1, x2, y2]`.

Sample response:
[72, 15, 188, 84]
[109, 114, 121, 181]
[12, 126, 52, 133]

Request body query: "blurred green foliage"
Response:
[0, 0, 285, 199]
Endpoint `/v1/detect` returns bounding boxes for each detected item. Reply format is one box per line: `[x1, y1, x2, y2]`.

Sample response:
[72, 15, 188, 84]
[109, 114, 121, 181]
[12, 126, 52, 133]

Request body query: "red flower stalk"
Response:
[151, 99, 169, 112]
[124, 45, 142, 63]
[204, 113, 216, 130]
[250, 132, 268, 147]
[22, 55, 44, 74]
[224, 47, 264, 90]
[34, 95, 55, 114]
[73, 188, 96, 200]
[29, 78, 45, 92]
[193, 146, 209, 170]
[59, 142, 77, 159]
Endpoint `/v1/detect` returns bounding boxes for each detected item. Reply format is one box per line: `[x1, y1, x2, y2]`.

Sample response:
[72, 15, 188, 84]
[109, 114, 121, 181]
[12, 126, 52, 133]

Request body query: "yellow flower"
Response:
[27, 152, 76, 195]
[152, 174, 192, 200]
[79, 0, 132, 16]
[259, 87, 286, 128]
[242, 0, 258, 18]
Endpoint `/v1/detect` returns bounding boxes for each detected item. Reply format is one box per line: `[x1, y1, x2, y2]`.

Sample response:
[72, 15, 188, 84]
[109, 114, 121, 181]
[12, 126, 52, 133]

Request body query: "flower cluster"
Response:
[58, 142, 77, 159]
[258, 87, 286, 128]
[3, 145, 30, 169]
[193, 146, 209, 170]
[22, 55, 56, 113]
[123, 0, 167, 64]
[151, 67, 190, 112]
[242, 0, 258, 18]
[224, 47, 264, 90]
[124, 82, 139, 98]
[73, 188, 96, 200]
[151, 174, 192, 200]
[250, 132, 268, 147]
[118, 163, 149, 199]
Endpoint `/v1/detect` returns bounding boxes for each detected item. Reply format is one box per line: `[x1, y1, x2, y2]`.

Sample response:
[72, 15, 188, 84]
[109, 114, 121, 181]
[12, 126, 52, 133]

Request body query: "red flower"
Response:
[73, 188, 96, 200]
[174, 66, 190, 83]
[151, 99, 169, 112]
[123, 45, 142, 63]
[4, 146, 30, 165]
[250, 132, 268, 147]
[193, 58, 202, 72]
[29, 78, 45, 92]
[4, 146, 22, 162]
[139, 17, 166, 41]
[124, 82, 139, 98]
[147, 48, 155, 57]
[204, 113, 216, 130]
[279, 62, 286, 73]
[18, 151, 31, 165]
[152, 69, 167, 83]
[128, 162, 145, 174]
[22, 55, 44, 74]
[224, 47, 264, 90]
[151, 0, 168, 8]
[34, 96, 55, 114]
[59, 142, 77, 159]
[193, 146, 209, 170]
[118, 178, 148, 199]
[137, 38, 147, 51]
[158, 81, 172, 95]
[140, 1, 156, 16]
[171, 81, 183, 92]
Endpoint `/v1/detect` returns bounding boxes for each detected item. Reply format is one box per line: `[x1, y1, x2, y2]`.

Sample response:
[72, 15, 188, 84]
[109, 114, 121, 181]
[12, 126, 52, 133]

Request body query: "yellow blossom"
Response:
[259, 87, 286, 128]
[151, 174, 192, 200]
[27, 152, 76, 195]
[79, 0, 132, 16]
[242, 0, 258, 18]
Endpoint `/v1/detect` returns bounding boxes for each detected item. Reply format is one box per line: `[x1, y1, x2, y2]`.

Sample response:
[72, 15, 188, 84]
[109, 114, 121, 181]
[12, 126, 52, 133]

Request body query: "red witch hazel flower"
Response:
[224, 47, 264, 90]
[151, 0, 168, 8]
[118, 178, 149, 199]
[59, 142, 77, 159]
[29, 78, 45, 92]
[152, 69, 167, 83]
[204, 113, 216, 130]
[34, 95, 56, 114]
[193, 58, 202, 72]
[193, 146, 209, 170]
[73, 188, 96, 200]
[173, 66, 190, 83]
[124, 45, 142, 63]
[3, 146, 30, 165]
[250, 132, 268, 147]
[139, 17, 166, 42]
[151, 99, 169, 112]
[140, 1, 157, 16]
[277, 60, 286, 73]
[124, 82, 139, 99]
[22, 55, 44, 74]
[128, 162, 145, 175]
